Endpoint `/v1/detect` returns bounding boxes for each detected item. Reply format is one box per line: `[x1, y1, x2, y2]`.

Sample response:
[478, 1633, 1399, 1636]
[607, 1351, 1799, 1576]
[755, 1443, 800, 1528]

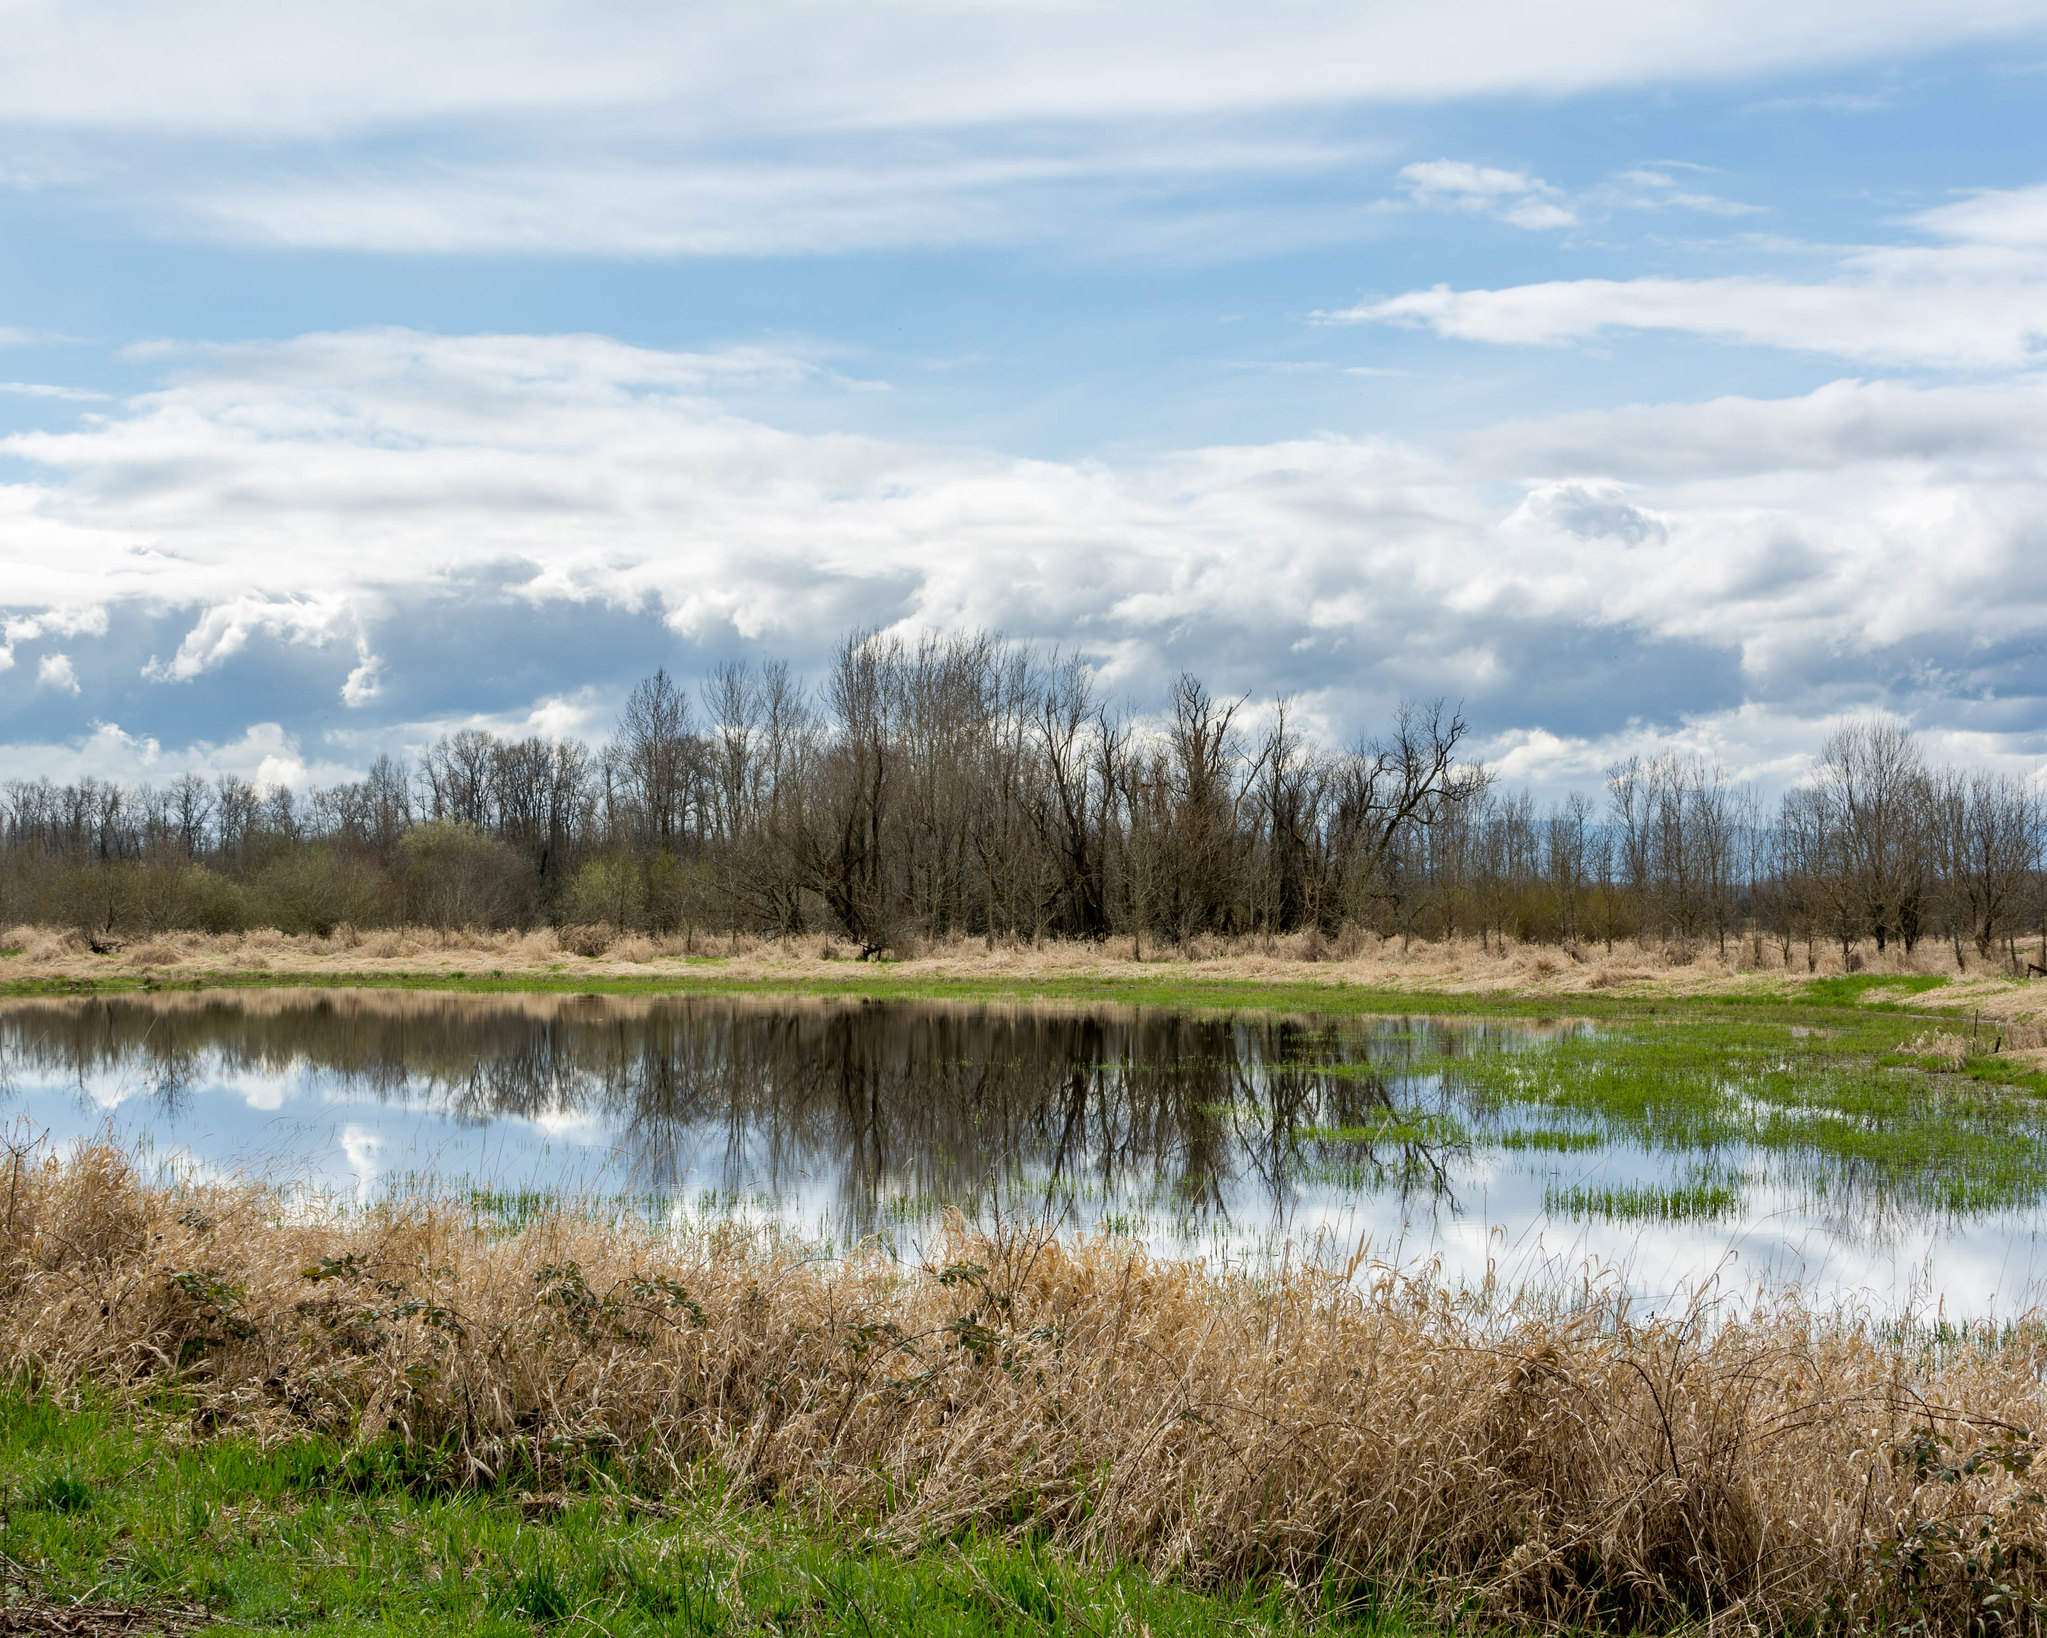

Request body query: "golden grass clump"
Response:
[5, 1144, 2047, 1632]
[1910, 1030, 1974, 1070]
[559, 923, 618, 959]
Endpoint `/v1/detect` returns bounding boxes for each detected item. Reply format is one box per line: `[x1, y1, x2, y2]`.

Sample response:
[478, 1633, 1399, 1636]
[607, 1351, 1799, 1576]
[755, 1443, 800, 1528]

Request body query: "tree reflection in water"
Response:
[0, 991, 1527, 1247]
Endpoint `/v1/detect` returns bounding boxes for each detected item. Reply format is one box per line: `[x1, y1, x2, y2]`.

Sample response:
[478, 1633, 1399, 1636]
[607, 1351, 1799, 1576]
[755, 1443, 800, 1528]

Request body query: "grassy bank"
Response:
[4, 922, 2043, 1023]
[1, 1392, 1381, 1638]
[9, 1144, 2047, 1635]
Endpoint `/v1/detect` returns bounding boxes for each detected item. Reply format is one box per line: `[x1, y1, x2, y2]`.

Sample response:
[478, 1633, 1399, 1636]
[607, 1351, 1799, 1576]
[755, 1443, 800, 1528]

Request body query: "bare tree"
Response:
[1812, 716, 1930, 953]
[1933, 768, 2043, 968]
[1029, 656, 1112, 940]
[1333, 698, 1485, 927]
[611, 668, 698, 854]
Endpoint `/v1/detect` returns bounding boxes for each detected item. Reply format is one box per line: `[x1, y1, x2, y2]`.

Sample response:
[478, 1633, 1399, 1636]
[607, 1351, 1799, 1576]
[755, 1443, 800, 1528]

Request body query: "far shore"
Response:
[4, 920, 2042, 1029]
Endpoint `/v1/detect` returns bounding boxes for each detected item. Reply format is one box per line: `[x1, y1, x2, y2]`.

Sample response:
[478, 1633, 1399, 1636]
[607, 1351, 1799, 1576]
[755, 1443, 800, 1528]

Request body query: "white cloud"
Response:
[1746, 89, 1899, 113]
[1, 329, 2045, 778]
[0, 718, 353, 790]
[1466, 376, 2047, 478]
[1483, 700, 2047, 800]
[1480, 705, 1822, 793]
[173, 138, 1385, 258]
[0, 1, 2038, 255]
[35, 652, 79, 693]
[1, 1, 2042, 137]
[0, 381, 110, 400]
[1507, 479, 1667, 545]
[1399, 160, 1576, 229]
[143, 595, 361, 683]
[351, 690, 611, 758]
[1610, 166, 1764, 216]
[0, 604, 107, 673]
[1912, 181, 2047, 246]
[1325, 182, 2047, 368]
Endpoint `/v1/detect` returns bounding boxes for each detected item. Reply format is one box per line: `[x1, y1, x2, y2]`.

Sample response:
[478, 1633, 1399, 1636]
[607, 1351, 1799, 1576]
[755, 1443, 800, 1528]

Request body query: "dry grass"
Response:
[0, 1606, 211, 1638]
[7, 1143, 2047, 1633]
[6, 922, 2043, 1024]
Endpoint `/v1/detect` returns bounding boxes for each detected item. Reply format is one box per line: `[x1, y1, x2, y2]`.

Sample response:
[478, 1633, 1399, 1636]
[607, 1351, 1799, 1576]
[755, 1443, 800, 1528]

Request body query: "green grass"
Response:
[1543, 1176, 1746, 1224]
[0, 1391, 1414, 1638]
[0, 960, 1979, 1032]
[1431, 1016, 2047, 1215]
[1800, 973, 1951, 1008]
[1497, 1128, 1605, 1153]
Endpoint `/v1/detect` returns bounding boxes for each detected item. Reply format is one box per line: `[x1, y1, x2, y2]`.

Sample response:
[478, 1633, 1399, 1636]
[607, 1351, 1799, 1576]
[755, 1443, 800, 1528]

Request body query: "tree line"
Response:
[2, 631, 2042, 968]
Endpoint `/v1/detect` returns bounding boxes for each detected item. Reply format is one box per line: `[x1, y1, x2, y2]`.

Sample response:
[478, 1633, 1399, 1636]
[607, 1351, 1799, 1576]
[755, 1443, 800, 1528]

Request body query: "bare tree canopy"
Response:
[2, 660, 2041, 970]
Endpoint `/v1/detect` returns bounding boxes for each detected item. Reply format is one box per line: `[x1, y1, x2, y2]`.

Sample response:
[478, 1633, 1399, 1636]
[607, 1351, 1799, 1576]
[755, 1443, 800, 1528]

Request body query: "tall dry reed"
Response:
[5, 1141, 2046, 1633]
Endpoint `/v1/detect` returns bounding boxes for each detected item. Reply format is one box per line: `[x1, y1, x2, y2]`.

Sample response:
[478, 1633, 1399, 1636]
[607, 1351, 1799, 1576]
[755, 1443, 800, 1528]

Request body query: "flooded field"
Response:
[4, 987, 2042, 1310]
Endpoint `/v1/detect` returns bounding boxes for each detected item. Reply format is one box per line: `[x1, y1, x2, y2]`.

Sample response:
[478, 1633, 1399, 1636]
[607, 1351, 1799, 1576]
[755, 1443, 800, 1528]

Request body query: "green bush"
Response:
[399, 821, 528, 930]
[133, 861, 252, 933]
[563, 852, 638, 928]
[643, 849, 717, 937]
[249, 847, 395, 937]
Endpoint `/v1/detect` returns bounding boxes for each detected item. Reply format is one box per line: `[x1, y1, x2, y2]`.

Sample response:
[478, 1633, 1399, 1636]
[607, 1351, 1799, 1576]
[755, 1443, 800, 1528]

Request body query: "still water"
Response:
[3, 989, 2042, 1313]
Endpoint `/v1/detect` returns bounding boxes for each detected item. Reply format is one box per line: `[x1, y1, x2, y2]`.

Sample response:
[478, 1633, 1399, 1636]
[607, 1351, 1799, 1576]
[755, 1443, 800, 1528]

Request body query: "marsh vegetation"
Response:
[11, 1133, 2047, 1635]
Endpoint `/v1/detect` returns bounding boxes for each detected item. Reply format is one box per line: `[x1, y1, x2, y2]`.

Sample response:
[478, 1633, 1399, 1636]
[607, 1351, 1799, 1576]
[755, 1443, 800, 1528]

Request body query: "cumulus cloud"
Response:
[0, 328, 2044, 780]
[143, 595, 362, 683]
[34, 652, 79, 694]
[1399, 161, 1575, 229]
[0, 604, 109, 673]
[0, 718, 364, 790]
[1507, 480, 1667, 545]
[1465, 377, 2047, 478]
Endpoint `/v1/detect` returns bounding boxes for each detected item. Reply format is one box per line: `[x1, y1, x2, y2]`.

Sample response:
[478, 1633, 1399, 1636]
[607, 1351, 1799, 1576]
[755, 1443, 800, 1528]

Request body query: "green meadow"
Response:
[0, 1391, 1408, 1638]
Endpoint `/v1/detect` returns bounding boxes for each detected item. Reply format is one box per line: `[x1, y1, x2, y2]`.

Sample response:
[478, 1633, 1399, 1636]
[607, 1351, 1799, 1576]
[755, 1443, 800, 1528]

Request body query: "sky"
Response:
[3, 0, 2047, 799]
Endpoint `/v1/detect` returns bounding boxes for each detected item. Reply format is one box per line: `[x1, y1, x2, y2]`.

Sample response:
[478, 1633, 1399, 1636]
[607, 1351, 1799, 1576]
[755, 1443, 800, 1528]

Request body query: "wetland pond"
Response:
[4, 988, 2044, 1312]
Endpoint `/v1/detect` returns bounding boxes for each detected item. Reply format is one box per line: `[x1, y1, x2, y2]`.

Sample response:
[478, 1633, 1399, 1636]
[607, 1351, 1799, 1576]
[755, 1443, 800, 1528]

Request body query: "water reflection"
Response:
[0, 991, 1528, 1246]
[4, 990, 2045, 1311]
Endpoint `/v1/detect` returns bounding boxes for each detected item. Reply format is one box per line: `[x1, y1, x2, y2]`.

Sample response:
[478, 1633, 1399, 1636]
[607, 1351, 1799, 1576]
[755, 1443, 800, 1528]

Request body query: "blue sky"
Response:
[3, 0, 2047, 797]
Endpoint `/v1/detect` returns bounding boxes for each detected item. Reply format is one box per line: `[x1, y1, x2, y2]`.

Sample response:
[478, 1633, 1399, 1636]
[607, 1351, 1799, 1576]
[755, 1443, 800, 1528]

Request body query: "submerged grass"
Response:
[12, 1141, 2047, 1634]
[1497, 1128, 1606, 1154]
[1543, 1176, 1748, 1224]
[1433, 1018, 2047, 1215]
[0, 1392, 1376, 1638]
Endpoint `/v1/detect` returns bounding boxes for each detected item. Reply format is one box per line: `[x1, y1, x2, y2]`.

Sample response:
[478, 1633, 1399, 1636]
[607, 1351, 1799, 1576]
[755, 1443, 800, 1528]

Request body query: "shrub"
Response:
[563, 853, 638, 929]
[558, 922, 617, 958]
[398, 822, 527, 931]
[249, 847, 394, 937]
